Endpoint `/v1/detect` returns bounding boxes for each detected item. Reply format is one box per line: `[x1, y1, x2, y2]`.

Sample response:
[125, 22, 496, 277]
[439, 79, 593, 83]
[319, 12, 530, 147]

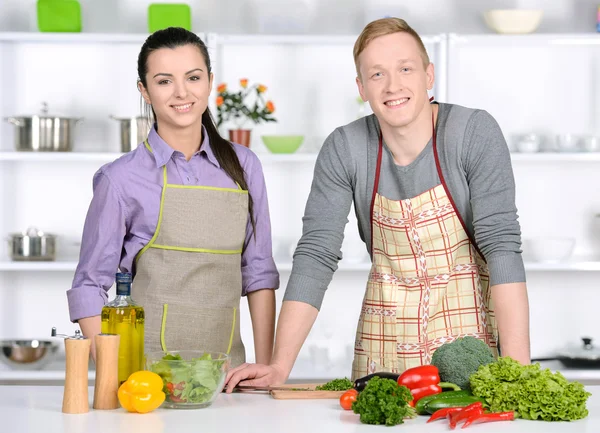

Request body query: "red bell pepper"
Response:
[397, 365, 461, 404]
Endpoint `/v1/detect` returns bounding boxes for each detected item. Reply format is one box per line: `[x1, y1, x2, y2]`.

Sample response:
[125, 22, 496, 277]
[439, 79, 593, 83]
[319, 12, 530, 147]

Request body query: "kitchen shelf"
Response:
[0, 261, 79, 271]
[4, 151, 600, 163]
[0, 32, 151, 44]
[0, 260, 369, 272]
[217, 34, 444, 45]
[449, 33, 600, 47]
[0, 32, 442, 46]
[510, 152, 600, 162]
[2, 260, 600, 272]
[0, 151, 318, 163]
[0, 151, 124, 162]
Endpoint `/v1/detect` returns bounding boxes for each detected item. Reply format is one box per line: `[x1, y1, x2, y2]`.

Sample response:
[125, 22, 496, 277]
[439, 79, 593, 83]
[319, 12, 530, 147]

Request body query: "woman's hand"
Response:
[224, 362, 288, 393]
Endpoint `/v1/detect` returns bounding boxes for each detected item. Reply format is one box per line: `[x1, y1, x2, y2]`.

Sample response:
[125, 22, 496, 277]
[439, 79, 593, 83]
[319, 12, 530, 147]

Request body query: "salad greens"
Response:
[149, 352, 226, 404]
[470, 356, 591, 421]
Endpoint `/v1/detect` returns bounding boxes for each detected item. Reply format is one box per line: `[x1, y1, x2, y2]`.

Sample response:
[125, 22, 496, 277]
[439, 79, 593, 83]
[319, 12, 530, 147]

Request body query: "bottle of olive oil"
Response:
[101, 272, 144, 385]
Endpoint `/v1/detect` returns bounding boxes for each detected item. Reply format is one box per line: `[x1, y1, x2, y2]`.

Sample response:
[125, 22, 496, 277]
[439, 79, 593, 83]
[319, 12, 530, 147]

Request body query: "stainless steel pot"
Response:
[7, 227, 57, 261]
[4, 102, 83, 152]
[111, 115, 151, 153]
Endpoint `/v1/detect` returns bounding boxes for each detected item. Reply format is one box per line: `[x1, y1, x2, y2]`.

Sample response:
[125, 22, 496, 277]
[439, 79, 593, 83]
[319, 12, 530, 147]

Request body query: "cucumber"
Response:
[415, 390, 473, 415]
[424, 395, 486, 415]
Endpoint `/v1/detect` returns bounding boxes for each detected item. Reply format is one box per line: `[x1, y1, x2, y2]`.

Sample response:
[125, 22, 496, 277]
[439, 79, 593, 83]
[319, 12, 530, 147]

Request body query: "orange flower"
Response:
[257, 85, 267, 93]
[240, 78, 248, 88]
[217, 83, 227, 93]
[216, 96, 224, 107]
[266, 100, 275, 113]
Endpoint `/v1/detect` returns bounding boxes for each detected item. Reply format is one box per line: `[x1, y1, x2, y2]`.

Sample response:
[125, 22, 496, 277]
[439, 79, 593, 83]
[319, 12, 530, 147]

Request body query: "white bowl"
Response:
[483, 9, 543, 34]
[525, 237, 575, 263]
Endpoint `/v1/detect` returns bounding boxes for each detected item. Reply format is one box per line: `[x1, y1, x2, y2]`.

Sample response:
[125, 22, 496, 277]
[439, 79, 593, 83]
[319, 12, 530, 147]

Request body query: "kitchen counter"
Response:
[1, 385, 599, 433]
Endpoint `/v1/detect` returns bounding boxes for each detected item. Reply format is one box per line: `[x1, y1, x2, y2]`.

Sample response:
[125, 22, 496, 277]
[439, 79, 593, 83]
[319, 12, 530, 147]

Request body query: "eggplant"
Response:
[353, 372, 400, 391]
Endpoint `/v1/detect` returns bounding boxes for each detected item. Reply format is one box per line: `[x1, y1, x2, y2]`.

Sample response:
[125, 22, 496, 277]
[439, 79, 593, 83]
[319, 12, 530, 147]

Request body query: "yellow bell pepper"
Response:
[118, 370, 165, 413]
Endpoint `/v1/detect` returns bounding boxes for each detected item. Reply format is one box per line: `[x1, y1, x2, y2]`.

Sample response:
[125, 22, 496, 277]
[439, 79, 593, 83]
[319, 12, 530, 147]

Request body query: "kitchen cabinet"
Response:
[1, 31, 600, 380]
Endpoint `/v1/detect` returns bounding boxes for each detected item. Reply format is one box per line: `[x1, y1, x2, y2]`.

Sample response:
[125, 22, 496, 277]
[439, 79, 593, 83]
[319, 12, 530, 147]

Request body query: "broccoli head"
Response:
[430, 336, 496, 390]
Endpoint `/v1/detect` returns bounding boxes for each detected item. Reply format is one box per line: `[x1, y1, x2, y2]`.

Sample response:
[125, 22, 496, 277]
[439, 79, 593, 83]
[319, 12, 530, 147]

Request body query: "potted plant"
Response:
[215, 78, 277, 147]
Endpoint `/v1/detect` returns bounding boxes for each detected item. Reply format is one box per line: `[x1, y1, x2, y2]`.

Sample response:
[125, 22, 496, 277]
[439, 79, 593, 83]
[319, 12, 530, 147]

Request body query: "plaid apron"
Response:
[351, 107, 499, 380]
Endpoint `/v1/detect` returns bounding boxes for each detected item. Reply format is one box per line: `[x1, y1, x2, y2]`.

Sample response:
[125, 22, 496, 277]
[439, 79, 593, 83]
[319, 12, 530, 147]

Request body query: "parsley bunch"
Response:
[351, 376, 416, 426]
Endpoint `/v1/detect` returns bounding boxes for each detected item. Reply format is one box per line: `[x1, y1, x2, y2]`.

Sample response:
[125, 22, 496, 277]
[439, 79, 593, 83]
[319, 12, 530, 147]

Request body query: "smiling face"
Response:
[356, 32, 434, 131]
[138, 44, 213, 130]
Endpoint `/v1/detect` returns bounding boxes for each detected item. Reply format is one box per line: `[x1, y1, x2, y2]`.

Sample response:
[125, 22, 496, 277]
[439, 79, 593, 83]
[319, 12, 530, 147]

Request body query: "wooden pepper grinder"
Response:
[93, 333, 120, 410]
[51, 327, 91, 414]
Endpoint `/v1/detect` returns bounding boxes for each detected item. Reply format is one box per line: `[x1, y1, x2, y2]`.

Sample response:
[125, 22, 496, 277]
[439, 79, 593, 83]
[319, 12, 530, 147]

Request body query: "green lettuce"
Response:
[149, 352, 226, 404]
[469, 356, 591, 421]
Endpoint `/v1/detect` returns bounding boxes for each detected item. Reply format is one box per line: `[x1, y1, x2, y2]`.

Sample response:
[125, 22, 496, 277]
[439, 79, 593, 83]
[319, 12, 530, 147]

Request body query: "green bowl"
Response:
[261, 135, 304, 154]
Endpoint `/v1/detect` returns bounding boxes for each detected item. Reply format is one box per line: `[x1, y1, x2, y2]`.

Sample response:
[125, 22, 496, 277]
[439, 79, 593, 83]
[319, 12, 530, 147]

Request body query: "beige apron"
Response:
[133, 140, 248, 368]
[351, 105, 499, 380]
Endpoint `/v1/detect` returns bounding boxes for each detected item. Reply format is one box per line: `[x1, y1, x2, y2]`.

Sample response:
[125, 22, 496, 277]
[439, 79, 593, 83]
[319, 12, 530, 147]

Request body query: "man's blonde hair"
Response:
[353, 17, 430, 77]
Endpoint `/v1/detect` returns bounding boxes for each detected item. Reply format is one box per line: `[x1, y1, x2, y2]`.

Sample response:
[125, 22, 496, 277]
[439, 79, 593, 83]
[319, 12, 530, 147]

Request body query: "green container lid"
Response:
[37, 0, 82, 33]
[148, 3, 192, 33]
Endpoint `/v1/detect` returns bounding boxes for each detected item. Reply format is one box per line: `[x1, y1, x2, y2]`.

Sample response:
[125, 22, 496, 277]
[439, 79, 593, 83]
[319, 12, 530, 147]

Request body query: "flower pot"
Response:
[229, 129, 252, 148]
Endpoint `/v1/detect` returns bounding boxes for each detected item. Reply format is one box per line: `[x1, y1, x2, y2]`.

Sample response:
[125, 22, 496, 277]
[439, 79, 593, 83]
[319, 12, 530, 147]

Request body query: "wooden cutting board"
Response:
[269, 383, 348, 400]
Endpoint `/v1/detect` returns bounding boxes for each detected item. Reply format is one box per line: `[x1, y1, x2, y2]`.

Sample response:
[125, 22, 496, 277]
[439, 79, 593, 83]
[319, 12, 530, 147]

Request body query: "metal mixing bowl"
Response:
[0, 339, 59, 370]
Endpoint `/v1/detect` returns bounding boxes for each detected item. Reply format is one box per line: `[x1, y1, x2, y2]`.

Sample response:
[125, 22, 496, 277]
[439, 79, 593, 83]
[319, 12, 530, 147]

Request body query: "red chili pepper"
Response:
[448, 402, 484, 429]
[397, 365, 461, 403]
[426, 407, 465, 423]
[462, 411, 515, 428]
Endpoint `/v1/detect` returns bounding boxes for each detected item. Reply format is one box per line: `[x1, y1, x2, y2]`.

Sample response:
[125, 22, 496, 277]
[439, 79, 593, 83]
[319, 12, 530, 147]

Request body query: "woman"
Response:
[67, 27, 279, 368]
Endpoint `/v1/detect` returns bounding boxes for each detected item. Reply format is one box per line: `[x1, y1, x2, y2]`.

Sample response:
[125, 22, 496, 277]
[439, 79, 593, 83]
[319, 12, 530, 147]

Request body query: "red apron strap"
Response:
[431, 106, 487, 263]
[369, 131, 384, 256]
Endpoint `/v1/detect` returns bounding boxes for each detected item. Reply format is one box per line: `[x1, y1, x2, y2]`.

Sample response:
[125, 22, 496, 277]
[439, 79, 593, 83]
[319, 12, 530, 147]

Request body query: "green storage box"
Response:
[148, 3, 191, 33]
[37, 0, 82, 33]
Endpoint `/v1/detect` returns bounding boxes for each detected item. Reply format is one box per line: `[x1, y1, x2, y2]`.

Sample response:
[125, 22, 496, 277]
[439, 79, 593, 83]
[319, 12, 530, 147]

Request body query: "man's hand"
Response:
[224, 363, 287, 393]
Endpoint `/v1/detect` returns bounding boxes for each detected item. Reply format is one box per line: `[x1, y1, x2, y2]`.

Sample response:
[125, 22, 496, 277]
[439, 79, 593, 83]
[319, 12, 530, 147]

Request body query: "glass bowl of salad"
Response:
[146, 350, 230, 409]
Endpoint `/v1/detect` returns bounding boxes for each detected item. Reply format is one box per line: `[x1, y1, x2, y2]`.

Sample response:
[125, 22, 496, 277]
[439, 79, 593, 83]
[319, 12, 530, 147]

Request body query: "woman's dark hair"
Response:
[137, 27, 255, 240]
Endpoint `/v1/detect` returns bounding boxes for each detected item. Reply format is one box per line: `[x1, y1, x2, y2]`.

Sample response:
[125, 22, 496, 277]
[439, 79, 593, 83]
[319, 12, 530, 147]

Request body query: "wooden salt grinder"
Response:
[93, 333, 121, 410]
[51, 327, 91, 414]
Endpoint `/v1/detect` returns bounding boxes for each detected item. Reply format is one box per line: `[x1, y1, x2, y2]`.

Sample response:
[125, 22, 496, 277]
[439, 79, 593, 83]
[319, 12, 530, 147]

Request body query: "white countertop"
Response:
[1, 385, 599, 433]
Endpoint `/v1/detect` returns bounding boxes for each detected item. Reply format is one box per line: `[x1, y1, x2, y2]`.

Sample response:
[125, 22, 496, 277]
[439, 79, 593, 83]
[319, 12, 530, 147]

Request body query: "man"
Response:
[226, 17, 530, 390]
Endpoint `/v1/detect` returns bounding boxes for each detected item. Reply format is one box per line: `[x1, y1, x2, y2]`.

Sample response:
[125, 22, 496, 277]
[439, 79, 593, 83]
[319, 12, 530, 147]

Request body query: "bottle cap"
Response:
[116, 272, 132, 284]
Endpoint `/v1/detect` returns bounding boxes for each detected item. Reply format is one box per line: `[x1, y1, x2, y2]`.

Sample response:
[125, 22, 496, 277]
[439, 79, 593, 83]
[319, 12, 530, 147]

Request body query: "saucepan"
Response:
[6, 227, 57, 261]
[532, 337, 600, 368]
[4, 102, 83, 152]
[110, 115, 151, 153]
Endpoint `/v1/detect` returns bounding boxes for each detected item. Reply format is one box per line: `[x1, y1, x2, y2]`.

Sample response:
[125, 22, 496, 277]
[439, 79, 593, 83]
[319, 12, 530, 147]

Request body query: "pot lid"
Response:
[12, 102, 82, 120]
[10, 226, 55, 238]
[557, 337, 600, 360]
